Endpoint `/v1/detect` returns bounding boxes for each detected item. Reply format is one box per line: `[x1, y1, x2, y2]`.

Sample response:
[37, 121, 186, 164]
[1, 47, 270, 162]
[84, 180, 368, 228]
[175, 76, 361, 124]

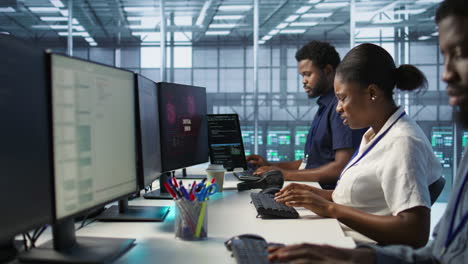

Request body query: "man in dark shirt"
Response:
[247, 41, 365, 189]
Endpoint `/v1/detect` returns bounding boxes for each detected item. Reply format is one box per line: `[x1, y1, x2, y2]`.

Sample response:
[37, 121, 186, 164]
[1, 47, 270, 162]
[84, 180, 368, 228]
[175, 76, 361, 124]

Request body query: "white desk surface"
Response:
[61, 175, 355, 263]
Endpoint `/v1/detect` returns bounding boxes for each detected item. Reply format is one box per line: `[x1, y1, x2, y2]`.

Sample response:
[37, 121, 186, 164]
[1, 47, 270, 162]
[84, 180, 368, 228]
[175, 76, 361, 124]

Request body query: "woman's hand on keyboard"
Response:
[274, 188, 333, 218]
[276, 183, 319, 196]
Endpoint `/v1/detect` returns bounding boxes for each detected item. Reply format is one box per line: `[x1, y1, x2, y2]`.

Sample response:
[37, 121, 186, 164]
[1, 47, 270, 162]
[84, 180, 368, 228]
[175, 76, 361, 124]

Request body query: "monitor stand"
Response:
[174, 168, 207, 179]
[0, 239, 17, 263]
[143, 172, 174, 200]
[19, 218, 135, 264]
[95, 199, 170, 222]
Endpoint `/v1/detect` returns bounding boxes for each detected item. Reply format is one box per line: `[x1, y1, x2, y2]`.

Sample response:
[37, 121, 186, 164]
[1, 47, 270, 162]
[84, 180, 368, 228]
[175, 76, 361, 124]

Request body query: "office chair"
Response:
[429, 177, 446, 205]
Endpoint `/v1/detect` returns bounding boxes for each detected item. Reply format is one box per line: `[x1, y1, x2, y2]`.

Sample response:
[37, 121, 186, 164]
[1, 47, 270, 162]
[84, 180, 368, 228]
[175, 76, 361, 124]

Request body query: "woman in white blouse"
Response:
[275, 43, 442, 248]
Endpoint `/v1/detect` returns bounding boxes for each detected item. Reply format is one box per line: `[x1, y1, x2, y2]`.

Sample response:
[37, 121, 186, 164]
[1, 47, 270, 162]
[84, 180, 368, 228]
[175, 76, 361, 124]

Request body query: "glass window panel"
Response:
[173, 46, 192, 68]
[193, 47, 217, 67]
[418, 66, 438, 91]
[272, 68, 280, 93]
[219, 69, 244, 92]
[287, 47, 297, 66]
[246, 47, 271, 67]
[140, 69, 160, 82]
[272, 48, 280, 67]
[287, 68, 300, 93]
[140, 47, 171, 68]
[220, 47, 243, 67]
[410, 42, 438, 65]
[193, 69, 217, 93]
[73, 48, 88, 60]
[89, 47, 114, 66]
[173, 69, 192, 85]
[121, 47, 140, 68]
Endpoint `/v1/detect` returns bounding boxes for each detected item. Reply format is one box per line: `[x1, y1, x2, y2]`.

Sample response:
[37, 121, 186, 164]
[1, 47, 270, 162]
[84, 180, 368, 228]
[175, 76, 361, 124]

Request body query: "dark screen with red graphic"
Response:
[158, 82, 208, 171]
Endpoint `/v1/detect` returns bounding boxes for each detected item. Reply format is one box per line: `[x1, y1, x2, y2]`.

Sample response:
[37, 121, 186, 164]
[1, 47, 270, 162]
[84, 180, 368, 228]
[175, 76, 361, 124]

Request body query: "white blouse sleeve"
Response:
[375, 136, 432, 215]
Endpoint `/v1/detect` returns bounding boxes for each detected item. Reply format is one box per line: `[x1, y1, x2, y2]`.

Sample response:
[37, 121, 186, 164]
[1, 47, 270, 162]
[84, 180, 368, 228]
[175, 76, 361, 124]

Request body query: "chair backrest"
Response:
[429, 177, 446, 205]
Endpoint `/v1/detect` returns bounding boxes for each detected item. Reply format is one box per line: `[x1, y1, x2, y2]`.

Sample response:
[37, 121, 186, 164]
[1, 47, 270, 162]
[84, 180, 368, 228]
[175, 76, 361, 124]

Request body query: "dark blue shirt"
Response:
[304, 89, 366, 189]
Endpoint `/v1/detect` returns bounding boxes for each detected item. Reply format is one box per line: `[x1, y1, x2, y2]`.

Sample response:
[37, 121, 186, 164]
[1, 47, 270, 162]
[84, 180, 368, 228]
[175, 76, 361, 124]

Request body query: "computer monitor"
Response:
[136, 75, 163, 188]
[266, 126, 292, 162]
[96, 74, 169, 220]
[0, 34, 53, 262]
[241, 125, 264, 157]
[294, 125, 309, 160]
[20, 53, 138, 263]
[430, 125, 453, 202]
[207, 114, 248, 171]
[158, 82, 209, 171]
[143, 82, 208, 199]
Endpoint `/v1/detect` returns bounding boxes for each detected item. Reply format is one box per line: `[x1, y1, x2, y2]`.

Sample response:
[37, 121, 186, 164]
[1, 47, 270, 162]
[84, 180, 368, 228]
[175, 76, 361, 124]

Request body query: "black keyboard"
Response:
[250, 193, 299, 219]
[225, 234, 283, 264]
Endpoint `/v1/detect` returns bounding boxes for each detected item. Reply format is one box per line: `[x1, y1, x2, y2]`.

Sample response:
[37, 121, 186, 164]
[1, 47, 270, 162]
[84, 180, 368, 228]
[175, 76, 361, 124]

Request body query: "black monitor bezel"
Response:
[206, 113, 248, 171]
[0, 35, 54, 242]
[47, 52, 139, 223]
[135, 74, 162, 189]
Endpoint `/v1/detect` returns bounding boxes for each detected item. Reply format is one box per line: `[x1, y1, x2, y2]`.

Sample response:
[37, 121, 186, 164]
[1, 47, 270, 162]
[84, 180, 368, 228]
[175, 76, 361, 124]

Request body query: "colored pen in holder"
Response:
[174, 199, 208, 240]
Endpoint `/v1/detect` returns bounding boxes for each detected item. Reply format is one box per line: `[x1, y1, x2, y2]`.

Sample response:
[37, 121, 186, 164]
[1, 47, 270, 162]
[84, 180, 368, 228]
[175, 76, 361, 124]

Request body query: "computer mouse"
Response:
[260, 187, 281, 195]
[224, 234, 265, 250]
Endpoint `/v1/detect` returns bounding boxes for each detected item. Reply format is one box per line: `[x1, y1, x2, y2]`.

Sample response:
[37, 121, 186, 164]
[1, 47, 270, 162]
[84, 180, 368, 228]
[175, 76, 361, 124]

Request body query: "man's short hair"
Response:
[436, 0, 468, 23]
[295, 41, 340, 70]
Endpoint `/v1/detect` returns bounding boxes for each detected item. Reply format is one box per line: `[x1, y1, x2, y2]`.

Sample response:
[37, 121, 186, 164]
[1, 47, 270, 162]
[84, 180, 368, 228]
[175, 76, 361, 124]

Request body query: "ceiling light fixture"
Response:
[285, 15, 299, 22]
[49, 0, 65, 8]
[209, 24, 237, 28]
[302, 12, 332, 18]
[0, 7, 15, 12]
[218, 5, 252, 11]
[213, 15, 243, 20]
[289, 22, 318, 27]
[314, 2, 349, 9]
[295, 6, 311, 14]
[123, 7, 157, 12]
[280, 29, 306, 34]
[205, 31, 230, 35]
[28, 7, 60, 13]
[276, 23, 288, 29]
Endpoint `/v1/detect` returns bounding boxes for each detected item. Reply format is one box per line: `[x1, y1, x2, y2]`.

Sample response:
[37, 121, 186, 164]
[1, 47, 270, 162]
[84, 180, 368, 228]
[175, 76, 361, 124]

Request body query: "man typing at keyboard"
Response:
[246, 41, 365, 189]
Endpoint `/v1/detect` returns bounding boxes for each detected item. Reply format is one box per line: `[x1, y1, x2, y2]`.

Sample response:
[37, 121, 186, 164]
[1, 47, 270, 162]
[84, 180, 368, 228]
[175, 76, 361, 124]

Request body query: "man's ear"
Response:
[323, 64, 334, 80]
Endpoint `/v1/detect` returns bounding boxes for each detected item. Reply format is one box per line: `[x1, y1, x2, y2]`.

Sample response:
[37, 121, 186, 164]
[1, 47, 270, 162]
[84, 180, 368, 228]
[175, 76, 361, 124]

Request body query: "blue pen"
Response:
[180, 186, 190, 200]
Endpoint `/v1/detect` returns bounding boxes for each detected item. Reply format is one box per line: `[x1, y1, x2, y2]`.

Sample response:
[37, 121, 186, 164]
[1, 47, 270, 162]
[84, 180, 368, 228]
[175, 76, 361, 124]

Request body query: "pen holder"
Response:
[174, 199, 208, 240]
